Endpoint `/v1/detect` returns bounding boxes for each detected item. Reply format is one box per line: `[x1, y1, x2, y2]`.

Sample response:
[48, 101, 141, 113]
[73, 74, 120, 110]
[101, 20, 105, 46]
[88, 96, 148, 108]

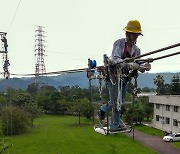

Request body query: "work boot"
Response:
[99, 110, 105, 120]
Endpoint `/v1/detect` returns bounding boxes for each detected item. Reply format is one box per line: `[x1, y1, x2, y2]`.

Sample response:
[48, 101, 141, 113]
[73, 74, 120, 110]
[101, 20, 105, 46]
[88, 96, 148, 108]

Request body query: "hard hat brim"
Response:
[123, 28, 143, 36]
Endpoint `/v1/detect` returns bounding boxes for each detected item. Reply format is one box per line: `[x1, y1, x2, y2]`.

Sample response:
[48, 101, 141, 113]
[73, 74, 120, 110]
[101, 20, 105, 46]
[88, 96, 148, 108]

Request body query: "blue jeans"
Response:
[100, 79, 127, 129]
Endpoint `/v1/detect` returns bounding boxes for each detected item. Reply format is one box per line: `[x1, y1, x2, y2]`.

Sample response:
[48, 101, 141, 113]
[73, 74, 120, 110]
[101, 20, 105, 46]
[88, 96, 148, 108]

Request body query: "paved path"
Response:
[125, 130, 180, 154]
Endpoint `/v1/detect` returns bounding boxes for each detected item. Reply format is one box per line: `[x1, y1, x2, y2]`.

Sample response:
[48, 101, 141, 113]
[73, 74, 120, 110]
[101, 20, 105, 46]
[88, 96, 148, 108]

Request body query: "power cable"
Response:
[46, 50, 102, 57]
[10, 68, 87, 76]
[7, 0, 22, 32]
[131, 43, 180, 61]
[153, 51, 180, 61]
[8, 50, 180, 77]
[6, 43, 180, 77]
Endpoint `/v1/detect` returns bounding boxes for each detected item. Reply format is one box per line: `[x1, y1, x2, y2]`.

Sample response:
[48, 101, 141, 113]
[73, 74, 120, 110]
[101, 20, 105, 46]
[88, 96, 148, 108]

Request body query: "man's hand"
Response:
[124, 58, 133, 62]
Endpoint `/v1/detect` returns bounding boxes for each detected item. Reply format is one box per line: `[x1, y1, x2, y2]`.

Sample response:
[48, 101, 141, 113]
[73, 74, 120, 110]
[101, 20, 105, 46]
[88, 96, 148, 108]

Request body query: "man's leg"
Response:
[110, 111, 120, 129]
[110, 83, 120, 129]
[99, 81, 113, 120]
[111, 79, 128, 129]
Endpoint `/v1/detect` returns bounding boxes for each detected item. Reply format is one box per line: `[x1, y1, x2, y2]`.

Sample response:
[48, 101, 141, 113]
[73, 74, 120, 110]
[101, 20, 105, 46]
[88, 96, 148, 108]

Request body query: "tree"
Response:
[139, 96, 153, 121]
[24, 101, 43, 126]
[153, 75, 165, 95]
[123, 96, 153, 124]
[4, 89, 42, 126]
[6, 89, 34, 107]
[0, 94, 7, 110]
[80, 98, 94, 120]
[35, 90, 51, 112]
[123, 103, 133, 124]
[1, 106, 31, 135]
[134, 100, 144, 124]
[27, 83, 39, 95]
[170, 74, 180, 95]
[40, 85, 57, 93]
[35, 86, 59, 112]
[54, 99, 69, 114]
[163, 83, 171, 95]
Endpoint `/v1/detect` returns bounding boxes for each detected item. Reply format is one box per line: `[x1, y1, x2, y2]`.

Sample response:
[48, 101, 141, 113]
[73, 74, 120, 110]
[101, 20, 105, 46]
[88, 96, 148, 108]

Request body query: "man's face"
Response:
[129, 33, 140, 42]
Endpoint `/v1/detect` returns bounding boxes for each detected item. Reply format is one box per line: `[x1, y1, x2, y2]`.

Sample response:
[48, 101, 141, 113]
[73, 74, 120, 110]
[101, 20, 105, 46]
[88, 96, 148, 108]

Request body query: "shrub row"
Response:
[1, 106, 32, 136]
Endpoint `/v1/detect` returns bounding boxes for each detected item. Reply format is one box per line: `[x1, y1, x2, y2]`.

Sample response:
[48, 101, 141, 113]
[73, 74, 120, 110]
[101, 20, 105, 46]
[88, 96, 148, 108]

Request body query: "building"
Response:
[149, 95, 180, 133]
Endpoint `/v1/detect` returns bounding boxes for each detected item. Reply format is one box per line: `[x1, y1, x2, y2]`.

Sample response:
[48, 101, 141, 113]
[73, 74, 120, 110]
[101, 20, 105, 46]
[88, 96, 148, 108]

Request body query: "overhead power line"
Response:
[133, 43, 180, 61]
[10, 68, 87, 76]
[9, 51, 180, 77]
[7, 0, 22, 32]
[46, 50, 102, 57]
[8, 43, 180, 77]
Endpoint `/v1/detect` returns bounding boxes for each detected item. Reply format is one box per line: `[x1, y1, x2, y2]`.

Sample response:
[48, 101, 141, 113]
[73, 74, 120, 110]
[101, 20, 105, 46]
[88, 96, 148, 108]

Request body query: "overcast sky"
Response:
[0, 0, 180, 77]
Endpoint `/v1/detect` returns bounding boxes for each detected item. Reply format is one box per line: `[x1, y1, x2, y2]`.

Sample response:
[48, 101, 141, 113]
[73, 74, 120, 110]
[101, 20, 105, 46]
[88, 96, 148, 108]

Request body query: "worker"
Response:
[1, 36, 8, 52]
[99, 20, 143, 130]
[3, 59, 10, 73]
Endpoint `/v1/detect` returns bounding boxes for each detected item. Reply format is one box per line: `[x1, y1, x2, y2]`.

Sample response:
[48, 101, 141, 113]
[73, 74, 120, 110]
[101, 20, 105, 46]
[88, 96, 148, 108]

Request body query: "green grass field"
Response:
[134, 125, 165, 136]
[174, 142, 180, 149]
[1, 115, 157, 154]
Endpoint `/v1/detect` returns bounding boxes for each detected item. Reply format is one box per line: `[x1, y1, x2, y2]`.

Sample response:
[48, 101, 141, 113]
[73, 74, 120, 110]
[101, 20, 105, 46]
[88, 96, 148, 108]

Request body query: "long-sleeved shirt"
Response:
[111, 38, 141, 64]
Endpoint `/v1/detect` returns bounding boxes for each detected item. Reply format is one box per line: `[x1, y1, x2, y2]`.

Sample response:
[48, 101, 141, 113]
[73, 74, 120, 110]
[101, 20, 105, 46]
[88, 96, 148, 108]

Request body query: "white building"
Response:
[149, 95, 180, 133]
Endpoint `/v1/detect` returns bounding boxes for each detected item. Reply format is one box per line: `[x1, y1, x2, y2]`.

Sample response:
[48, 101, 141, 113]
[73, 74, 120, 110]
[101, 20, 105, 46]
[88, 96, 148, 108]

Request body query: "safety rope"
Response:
[116, 68, 123, 111]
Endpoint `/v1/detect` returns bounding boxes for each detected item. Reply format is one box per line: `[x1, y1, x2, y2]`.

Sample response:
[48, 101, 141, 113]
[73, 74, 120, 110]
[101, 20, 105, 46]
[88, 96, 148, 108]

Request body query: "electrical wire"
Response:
[7, 0, 22, 32]
[153, 51, 180, 61]
[46, 50, 102, 57]
[5, 43, 180, 77]
[131, 43, 180, 61]
[8, 50, 180, 77]
[10, 68, 87, 76]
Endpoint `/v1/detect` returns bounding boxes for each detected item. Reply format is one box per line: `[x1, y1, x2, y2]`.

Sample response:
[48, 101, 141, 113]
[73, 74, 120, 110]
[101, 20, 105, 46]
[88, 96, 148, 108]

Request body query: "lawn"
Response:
[134, 125, 165, 136]
[174, 142, 180, 149]
[1, 115, 157, 154]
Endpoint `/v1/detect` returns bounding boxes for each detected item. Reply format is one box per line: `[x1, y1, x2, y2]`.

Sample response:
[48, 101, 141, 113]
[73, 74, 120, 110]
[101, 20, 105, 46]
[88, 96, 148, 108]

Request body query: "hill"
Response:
[0, 72, 179, 92]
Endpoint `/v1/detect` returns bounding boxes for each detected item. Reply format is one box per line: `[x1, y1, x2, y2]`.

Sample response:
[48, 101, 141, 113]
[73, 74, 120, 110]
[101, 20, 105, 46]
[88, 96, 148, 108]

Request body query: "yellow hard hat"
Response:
[123, 20, 142, 35]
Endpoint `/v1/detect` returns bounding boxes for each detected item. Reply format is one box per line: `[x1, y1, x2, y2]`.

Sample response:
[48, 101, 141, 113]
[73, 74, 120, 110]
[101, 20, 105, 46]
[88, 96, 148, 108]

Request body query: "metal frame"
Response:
[87, 55, 141, 135]
[0, 32, 10, 79]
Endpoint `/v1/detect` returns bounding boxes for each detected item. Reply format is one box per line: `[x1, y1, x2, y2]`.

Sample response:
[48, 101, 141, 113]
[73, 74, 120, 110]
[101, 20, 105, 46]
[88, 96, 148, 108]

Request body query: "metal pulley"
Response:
[128, 63, 140, 70]
[138, 62, 151, 73]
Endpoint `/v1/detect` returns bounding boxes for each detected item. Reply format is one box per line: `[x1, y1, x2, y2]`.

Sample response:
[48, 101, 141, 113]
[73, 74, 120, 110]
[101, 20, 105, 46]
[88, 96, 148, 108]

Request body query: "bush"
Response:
[24, 102, 43, 126]
[80, 98, 94, 119]
[0, 137, 12, 153]
[1, 106, 31, 135]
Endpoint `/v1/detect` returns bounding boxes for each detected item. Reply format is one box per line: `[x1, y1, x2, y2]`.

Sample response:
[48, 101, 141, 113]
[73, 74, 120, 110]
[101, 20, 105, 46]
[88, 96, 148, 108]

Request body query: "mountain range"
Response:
[0, 72, 179, 92]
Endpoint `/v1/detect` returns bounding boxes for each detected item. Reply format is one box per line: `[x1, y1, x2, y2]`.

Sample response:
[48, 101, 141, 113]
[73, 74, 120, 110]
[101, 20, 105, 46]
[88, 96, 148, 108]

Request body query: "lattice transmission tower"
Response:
[34, 26, 47, 86]
[0, 32, 10, 79]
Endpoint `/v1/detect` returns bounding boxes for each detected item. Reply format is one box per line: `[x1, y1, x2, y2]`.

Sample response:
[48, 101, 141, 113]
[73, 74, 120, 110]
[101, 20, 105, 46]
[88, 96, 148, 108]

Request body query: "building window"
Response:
[165, 117, 170, 124]
[156, 104, 160, 109]
[156, 115, 159, 121]
[166, 105, 170, 111]
[173, 119, 178, 126]
[174, 106, 178, 112]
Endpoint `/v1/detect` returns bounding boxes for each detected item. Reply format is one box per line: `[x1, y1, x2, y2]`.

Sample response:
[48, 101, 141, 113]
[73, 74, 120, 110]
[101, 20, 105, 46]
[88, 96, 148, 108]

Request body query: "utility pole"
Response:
[34, 26, 47, 87]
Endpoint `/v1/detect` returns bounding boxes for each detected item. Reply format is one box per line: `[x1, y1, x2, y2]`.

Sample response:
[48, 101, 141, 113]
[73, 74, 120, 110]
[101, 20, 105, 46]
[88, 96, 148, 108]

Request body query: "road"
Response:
[125, 129, 180, 154]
